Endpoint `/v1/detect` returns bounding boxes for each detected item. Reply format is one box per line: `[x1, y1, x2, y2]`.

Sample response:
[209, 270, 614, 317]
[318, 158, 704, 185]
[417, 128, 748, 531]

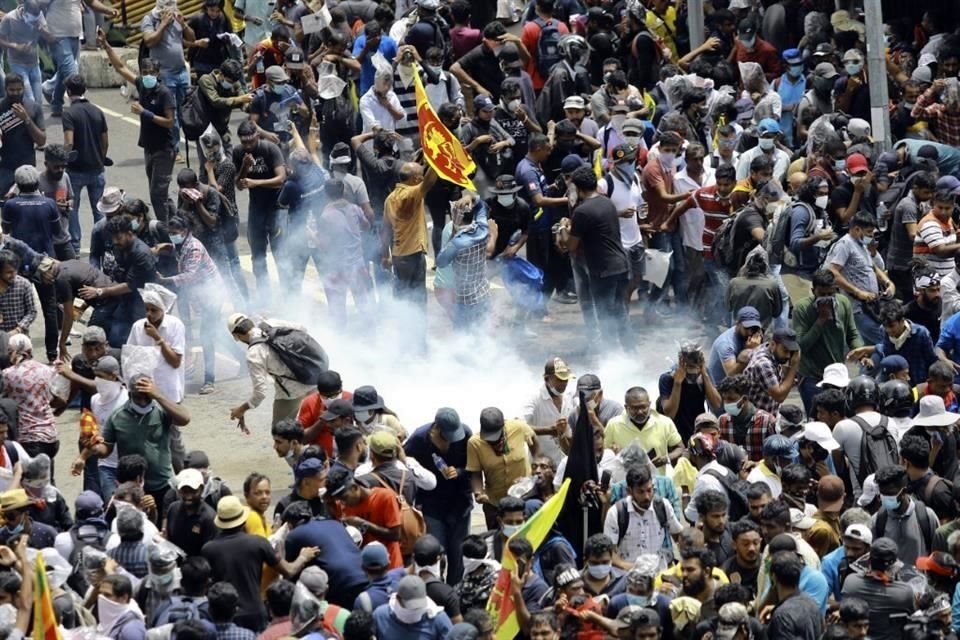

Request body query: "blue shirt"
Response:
[353, 571, 404, 613]
[515, 157, 550, 232]
[353, 34, 399, 95]
[776, 73, 806, 147]
[786, 202, 822, 274]
[799, 565, 830, 613]
[371, 605, 453, 640]
[707, 325, 745, 387]
[436, 202, 489, 268]
[820, 546, 845, 601]
[937, 313, 960, 384]
[403, 424, 474, 517]
[1, 194, 60, 256]
[283, 520, 368, 607]
[874, 322, 938, 388]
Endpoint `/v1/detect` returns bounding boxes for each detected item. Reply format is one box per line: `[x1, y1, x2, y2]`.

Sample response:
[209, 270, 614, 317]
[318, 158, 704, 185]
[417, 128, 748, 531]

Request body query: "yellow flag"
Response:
[33, 554, 62, 640]
[412, 64, 477, 191]
[487, 479, 571, 640]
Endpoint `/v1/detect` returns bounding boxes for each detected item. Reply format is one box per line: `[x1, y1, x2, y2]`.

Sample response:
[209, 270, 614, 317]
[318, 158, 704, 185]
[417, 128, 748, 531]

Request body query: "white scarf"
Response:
[387, 593, 443, 624]
[97, 595, 143, 635]
[891, 320, 912, 351]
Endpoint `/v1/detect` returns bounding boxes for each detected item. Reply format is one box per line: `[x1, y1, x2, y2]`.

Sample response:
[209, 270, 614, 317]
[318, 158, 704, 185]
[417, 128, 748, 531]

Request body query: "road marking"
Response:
[99, 104, 143, 128]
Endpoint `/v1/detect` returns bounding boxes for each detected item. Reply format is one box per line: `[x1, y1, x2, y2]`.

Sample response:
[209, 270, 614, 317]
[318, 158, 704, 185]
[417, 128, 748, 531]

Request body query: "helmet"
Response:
[880, 379, 913, 416]
[762, 434, 797, 459]
[558, 34, 588, 63]
[845, 375, 880, 411]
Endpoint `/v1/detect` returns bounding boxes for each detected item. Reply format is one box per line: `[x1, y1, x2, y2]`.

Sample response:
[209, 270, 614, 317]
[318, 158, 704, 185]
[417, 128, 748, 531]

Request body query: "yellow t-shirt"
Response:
[604, 411, 682, 474]
[645, 7, 678, 59]
[655, 564, 729, 589]
[385, 183, 429, 257]
[245, 510, 277, 593]
[466, 419, 535, 503]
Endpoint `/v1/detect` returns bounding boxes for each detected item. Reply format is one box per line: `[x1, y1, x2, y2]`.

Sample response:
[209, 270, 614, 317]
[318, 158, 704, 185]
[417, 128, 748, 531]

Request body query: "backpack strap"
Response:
[653, 498, 668, 542]
[4, 442, 17, 466]
[923, 473, 943, 505]
[357, 591, 373, 613]
[873, 508, 887, 540]
[616, 500, 629, 547]
[915, 502, 934, 553]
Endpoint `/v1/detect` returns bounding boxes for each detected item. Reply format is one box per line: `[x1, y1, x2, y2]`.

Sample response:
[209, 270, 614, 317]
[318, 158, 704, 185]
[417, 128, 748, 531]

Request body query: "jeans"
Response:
[68, 170, 105, 251]
[9, 64, 42, 104]
[22, 441, 60, 485]
[247, 207, 285, 305]
[90, 295, 146, 347]
[99, 465, 117, 501]
[702, 258, 730, 331]
[222, 240, 249, 303]
[392, 252, 427, 308]
[34, 281, 60, 361]
[570, 258, 599, 343]
[424, 508, 472, 585]
[0, 168, 14, 199]
[81, 447, 101, 496]
[854, 307, 885, 346]
[590, 272, 632, 350]
[50, 37, 79, 111]
[160, 68, 189, 151]
[797, 374, 824, 417]
[649, 230, 687, 305]
[144, 148, 175, 222]
[769, 264, 791, 330]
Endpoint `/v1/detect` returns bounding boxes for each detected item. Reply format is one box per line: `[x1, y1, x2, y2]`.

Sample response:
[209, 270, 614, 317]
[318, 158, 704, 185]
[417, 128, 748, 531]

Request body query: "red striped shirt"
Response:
[689, 185, 733, 259]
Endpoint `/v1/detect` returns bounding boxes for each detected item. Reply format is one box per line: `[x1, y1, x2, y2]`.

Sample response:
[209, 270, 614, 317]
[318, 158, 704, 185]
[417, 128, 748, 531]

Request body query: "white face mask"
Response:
[758, 137, 775, 151]
[95, 378, 122, 403]
[390, 596, 428, 625]
[815, 195, 829, 209]
[130, 400, 154, 415]
[354, 409, 373, 424]
[415, 560, 443, 580]
[506, 99, 520, 112]
[462, 557, 486, 574]
[96, 595, 130, 633]
[497, 195, 516, 207]
[659, 152, 675, 169]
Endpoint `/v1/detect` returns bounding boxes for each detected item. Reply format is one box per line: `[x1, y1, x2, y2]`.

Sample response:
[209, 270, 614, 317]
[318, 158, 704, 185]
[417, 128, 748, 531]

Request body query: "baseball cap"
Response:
[447, 624, 479, 640]
[396, 575, 428, 609]
[577, 374, 602, 392]
[870, 537, 899, 570]
[293, 457, 325, 482]
[299, 566, 329, 596]
[265, 65, 289, 83]
[612, 606, 661, 631]
[843, 523, 873, 545]
[847, 119, 873, 142]
[878, 354, 909, 377]
[82, 326, 107, 345]
[176, 468, 204, 491]
[226, 313, 248, 334]
[75, 490, 104, 518]
[352, 385, 385, 411]
[789, 508, 815, 530]
[434, 407, 466, 442]
[763, 434, 798, 458]
[817, 475, 845, 511]
[918, 144, 940, 160]
[361, 541, 389, 569]
[757, 118, 781, 135]
[479, 410, 505, 442]
[715, 603, 749, 640]
[94, 355, 120, 377]
[917, 552, 960, 578]
[474, 95, 495, 112]
[782, 48, 803, 65]
[694, 413, 719, 430]
[563, 96, 586, 110]
[368, 431, 398, 459]
[846, 152, 869, 174]
[813, 62, 839, 79]
[498, 42, 523, 69]
[736, 306, 762, 328]
[937, 175, 960, 195]
[842, 48, 864, 63]
[817, 363, 850, 388]
[324, 467, 355, 498]
[737, 19, 756, 37]
[612, 143, 637, 163]
[773, 327, 800, 351]
[561, 154, 585, 174]
[184, 450, 210, 470]
[912, 65, 933, 84]
[285, 49, 305, 69]
[622, 118, 645, 135]
[320, 399, 354, 421]
[544, 357, 572, 381]
[799, 422, 840, 452]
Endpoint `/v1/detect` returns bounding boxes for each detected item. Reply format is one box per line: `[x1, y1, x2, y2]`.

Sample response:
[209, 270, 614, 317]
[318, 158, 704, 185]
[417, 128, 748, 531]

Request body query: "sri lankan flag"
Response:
[33, 553, 62, 640]
[486, 479, 570, 640]
[412, 63, 477, 192]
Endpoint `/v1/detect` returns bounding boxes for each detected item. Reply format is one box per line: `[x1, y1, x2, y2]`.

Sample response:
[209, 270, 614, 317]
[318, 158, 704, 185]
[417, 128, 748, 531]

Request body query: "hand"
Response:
[298, 546, 321, 561]
[249, 15, 263, 25]
[883, 281, 896, 297]
[151, 242, 174, 254]
[816, 300, 834, 322]
[442, 466, 459, 480]
[703, 36, 721, 50]
[134, 376, 158, 398]
[855, 170, 874, 191]
[474, 134, 494, 145]
[77, 285, 100, 300]
[130, 102, 144, 116]
[56, 198, 71, 213]
[498, 33, 521, 44]
[173, 11, 185, 26]
[856, 289, 877, 303]
[263, 132, 280, 145]
[759, 604, 775, 624]
[788, 349, 801, 368]
[474, 491, 489, 505]
[59, 346, 71, 362]
[0, 546, 16, 568]
[194, 37, 210, 48]
[816, 229, 836, 242]
[143, 322, 162, 342]
[71, 458, 85, 477]
[237, 178, 250, 191]
[10, 103, 27, 123]
[242, 153, 255, 169]
[343, 516, 368, 528]
[846, 346, 873, 362]
[381, 254, 392, 270]
[270, 9, 284, 22]
[933, 78, 947, 92]
[229, 405, 247, 420]
[510, 567, 525, 595]
[490, 140, 511, 153]
[745, 332, 762, 349]
[96, 26, 107, 48]
[650, 454, 668, 467]
[236, 416, 250, 435]
[141, 494, 157, 513]
[554, 418, 567, 438]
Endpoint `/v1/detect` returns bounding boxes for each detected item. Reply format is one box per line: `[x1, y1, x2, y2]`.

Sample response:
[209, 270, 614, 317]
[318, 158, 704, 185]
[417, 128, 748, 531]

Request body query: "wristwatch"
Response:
[95, 288, 103, 298]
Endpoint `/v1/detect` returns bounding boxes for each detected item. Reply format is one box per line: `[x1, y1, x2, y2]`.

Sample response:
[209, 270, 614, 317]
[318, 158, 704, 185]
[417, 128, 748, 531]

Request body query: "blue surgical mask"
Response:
[789, 64, 804, 77]
[587, 563, 612, 579]
[724, 401, 742, 417]
[834, 158, 847, 172]
[272, 84, 286, 95]
[220, 80, 234, 91]
[170, 233, 184, 245]
[617, 161, 636, 176]
[141, 74, 158, 90]
[881, 494, 900, 511]
[502, 523, 521, 536]
[130, 219, 141, 232]
[845, 63, 862, 76]
[859, 234, 872, 247]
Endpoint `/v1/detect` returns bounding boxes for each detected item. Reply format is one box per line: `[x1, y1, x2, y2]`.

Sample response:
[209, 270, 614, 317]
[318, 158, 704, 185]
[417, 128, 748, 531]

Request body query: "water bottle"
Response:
[876, 201, 889, 232]
[432, 453, 448, 472]
[255, 54, 265, 75]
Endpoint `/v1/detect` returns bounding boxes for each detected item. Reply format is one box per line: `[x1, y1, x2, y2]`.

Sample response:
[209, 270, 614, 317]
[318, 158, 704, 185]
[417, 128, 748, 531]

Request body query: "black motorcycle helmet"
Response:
[880, 379, 913, 417]
[845, 375, 880, 413]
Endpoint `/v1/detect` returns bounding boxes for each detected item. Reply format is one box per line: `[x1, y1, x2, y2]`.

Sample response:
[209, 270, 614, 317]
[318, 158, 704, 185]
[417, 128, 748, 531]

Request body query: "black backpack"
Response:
[533, 18, 563, 79]
[66, 523, 110, 595]
[852, 415, 900, 484]
[873, 500, 935, 554]
[251, 323, 329, 393]
[180, 85, 210, 141]
[712, 207, 746, 270]
[703, 468, 751, 522]
[766, 200, 817, 268]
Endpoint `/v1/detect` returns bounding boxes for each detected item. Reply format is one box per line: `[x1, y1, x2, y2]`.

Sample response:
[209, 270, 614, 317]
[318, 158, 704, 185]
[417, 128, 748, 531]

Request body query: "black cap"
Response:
[184, 451, 210, 470]
[870, 537, 899, 570]
[577, 374, 602, 391]
[773, 328, 800, 352]
[325, 467, 355, 497]
[320, 399, 354, 421]
[285, 49, 305, 69]
[738, 19, 757, 37]
[352, 385, 384, 411]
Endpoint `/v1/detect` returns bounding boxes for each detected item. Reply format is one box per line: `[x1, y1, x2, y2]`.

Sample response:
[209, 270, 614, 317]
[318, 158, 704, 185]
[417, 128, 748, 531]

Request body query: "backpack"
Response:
[873, 499, 935, 555]
[702, 468, 751, 522]
[533, 17, 563, 79]
[615, 498, 672, 563]
[767, 200, 817, 268]
[712, 207, 747, 270]
[180, 85, 210, 141]
[66, 523, 110, 595]
[852, 415, 900, 484]
[371, 469, 426, 556]
[251, 323, 329, 393]
[152, 595, 212, 627]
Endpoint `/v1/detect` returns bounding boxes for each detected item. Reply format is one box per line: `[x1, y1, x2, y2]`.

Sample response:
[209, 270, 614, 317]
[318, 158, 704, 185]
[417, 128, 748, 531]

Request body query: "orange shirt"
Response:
[296, 391, 354, 456]
[343, 487, 403, 568]
[520, 17, 570, 90]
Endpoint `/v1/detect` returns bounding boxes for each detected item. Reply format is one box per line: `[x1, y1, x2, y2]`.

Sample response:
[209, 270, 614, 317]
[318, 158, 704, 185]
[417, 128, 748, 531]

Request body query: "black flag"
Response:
[556, 391, 600, 559]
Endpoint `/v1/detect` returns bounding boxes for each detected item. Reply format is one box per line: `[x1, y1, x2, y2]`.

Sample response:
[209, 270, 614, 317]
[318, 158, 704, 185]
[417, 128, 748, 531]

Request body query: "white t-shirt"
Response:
[126, 315, 186, 403]
[599, 170, 644, 249]
[0, 441, 29, 493]
[675, 168, 716, 251]
[91, 386, 128, 470]
[833, 410, 885, 475]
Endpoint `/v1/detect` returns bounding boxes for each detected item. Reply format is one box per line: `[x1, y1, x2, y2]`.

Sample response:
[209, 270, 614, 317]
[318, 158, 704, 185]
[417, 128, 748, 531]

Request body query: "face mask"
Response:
[626, 594, 653, 607]
[415, 560, 443, 581]
[462, 557, 486, 574]
[429, 65, 443, 75]
[130, 219, 141, 232]
[624, 134, 642, 146]
[859, 234, 872, 248]
[881, 494, 900, 511]
[24, 12, 40, 25]
[724, 401, 742, 417]
[845, 63, 862, 76]
[815, 195, 829, 209]
[272, 84, 286, 95]
[220, 80, 234, 91]
[130, 400, 154, 415]
[587, 563, 612, 579]
[719, 138, 736, 149]
[772, 463, 782, 476]
[95, 379, 122, 402]
[170, 233, 184, 245]
[813, 78, 833, 94]
[660, 152, 675, 169]
[151, 571, 175, 589]
[502, 523, 521, 536]
[354, 409, 373, 424]
[1, 520, 23, 541]
[758, 137, 775, 151]
[391, 598, 428, 625]
[789, 64, 804, 77]
[740, 36, 756, 49]
[834, 159, 847, 172]
[284, 447, 297, 467]
[617, 161, 636, 176]
[506, 99, 521, 112]
[141, 74, 158, 90]
[903, 101, 916, 110]
[97, 595, 127, 634]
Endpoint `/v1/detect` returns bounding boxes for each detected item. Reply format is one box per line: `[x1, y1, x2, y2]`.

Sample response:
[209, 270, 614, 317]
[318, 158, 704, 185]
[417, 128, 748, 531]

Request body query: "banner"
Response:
[412, 64, 477, 192]
[487, 478, 571, 640]
[33, 553, 62, 640]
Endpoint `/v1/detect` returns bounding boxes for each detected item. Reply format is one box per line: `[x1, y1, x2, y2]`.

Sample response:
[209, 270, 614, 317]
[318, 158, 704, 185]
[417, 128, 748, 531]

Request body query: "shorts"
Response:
[627, 244, 645, 280]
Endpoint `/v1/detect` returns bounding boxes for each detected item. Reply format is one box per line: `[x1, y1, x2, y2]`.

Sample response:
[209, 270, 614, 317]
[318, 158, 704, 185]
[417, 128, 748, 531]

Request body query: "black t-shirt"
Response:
[424, 577, 461, 620]
[56, 260, 112, 305]
[731, 207, 766, 273]
[202, 532, 278, 618]
[486, 196, 531, 257]
[136, 79, 176, 152]
[62, 99, 107, 173]
[720, 556, 760, 597]
[0, 98, 42, 170]
[232, 141, 284, 210]
[656, 373, 706, 443]
[186, 13, 232, 68]
[494, 105, 536, 171]
[164, 501, 217, 557]
[70, 347, 121, 411]
[905, 299, 942, 343]
[113, 237, 158, 291]
[356, 144, 399, 214]
[459, 44, 505, 100]
[570, 195, 629, 278]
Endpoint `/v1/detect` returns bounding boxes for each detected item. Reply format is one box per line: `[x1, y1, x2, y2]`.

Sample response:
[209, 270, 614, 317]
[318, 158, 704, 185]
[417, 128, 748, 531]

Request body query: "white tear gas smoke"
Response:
[281, 283, 704, 428]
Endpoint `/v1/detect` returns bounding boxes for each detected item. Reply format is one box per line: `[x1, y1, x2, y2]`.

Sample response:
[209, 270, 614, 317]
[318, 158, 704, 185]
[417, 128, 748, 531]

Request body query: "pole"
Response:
[687, 0, 705, 51]
[864, 0, 891, 149]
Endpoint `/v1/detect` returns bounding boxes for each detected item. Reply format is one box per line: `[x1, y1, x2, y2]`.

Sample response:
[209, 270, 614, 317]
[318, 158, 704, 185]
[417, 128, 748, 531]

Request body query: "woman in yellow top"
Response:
[243, 472, 278, 593]
[351, 385, 408, 440]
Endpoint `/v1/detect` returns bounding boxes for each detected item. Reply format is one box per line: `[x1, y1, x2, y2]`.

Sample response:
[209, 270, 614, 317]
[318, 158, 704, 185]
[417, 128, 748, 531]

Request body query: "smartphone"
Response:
[600, 470, 611, 492]
[647, 448, 658, 461]
[516, 558, 527, 577]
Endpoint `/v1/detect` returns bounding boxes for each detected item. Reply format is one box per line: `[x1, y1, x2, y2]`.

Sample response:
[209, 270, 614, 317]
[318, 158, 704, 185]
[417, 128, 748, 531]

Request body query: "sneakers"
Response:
[41, 79, 54, 105]
[199, 383, 215, 395]
[554, 291, 578, 304]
